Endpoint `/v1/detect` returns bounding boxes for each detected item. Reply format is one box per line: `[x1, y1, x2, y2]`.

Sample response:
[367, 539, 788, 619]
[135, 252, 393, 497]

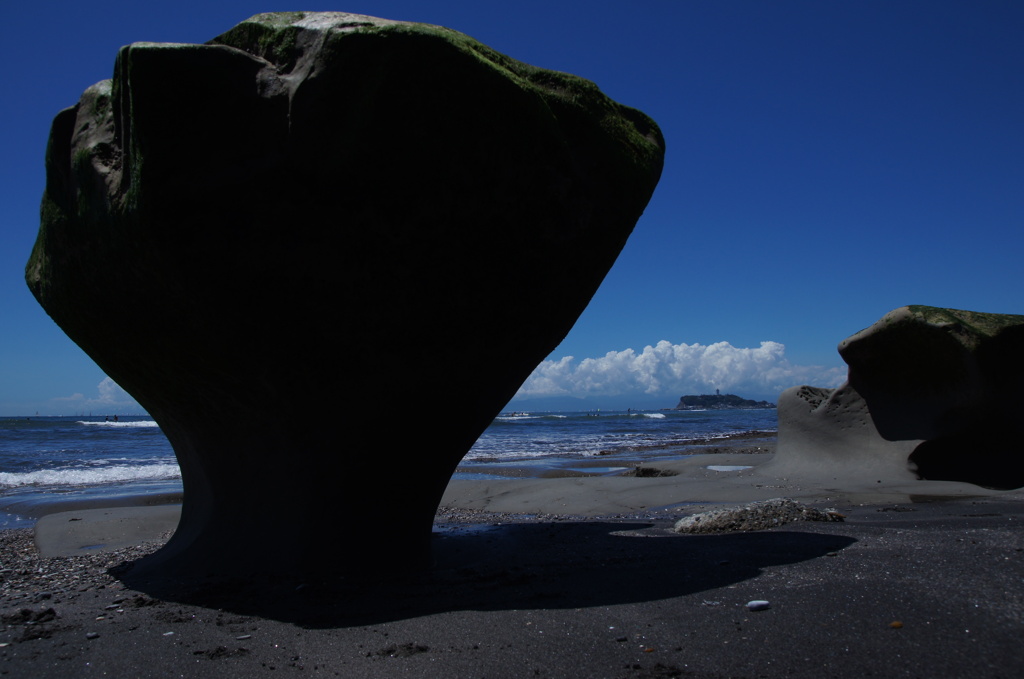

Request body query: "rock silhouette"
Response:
[27, 12, 664, 577]
[774, 306, 1024, 490]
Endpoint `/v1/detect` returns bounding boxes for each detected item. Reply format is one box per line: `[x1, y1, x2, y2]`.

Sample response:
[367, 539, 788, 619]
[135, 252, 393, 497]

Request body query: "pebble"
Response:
[0, 528, 168, 603]
[86, 632, 100, 640]
[747, 600, 771, 611]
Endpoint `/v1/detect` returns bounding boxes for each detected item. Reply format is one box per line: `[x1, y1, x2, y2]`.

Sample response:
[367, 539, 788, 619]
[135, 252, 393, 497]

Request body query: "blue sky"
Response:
[2, 1, 1022, 414]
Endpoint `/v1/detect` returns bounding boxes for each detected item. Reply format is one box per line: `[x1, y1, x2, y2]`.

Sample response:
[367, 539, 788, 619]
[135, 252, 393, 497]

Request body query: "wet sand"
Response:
[3, 441, 1022, 678]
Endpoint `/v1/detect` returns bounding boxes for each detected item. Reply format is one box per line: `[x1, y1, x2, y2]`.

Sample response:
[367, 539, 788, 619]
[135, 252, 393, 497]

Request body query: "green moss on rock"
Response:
[208, 12, 663, 183]
[905, 305, 1024, 344]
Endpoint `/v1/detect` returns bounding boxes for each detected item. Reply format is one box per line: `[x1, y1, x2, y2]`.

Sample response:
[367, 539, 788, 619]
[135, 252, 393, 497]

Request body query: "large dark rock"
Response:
[773, 306, 1024, 490]
[27, 12, 664, 578]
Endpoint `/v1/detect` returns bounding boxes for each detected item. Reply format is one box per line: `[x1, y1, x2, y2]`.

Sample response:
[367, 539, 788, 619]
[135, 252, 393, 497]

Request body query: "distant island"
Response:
[672, 393, 777, 410]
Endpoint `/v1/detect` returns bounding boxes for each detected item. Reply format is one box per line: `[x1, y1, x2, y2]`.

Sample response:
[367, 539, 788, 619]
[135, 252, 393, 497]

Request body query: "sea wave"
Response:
[77, 420, 160, 428]
[0, 463, 181, 488]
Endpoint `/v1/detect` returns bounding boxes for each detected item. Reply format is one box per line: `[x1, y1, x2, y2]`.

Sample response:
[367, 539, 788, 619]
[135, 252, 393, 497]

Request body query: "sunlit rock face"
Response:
[774, 306, 1024, 490]
[27, 12, 664, 578]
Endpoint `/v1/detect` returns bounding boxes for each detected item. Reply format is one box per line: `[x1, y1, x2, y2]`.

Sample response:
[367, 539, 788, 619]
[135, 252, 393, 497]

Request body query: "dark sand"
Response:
[3, 440, 1022, 678]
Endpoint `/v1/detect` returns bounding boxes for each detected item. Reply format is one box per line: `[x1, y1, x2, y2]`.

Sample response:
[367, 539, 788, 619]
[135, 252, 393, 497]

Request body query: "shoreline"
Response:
[4, 430, 1022, 676]
[12, 426, 1015, 555]
[2, 429, 777, 531]
[18, 430, 1019, 560]
[458, 430, 777, 480]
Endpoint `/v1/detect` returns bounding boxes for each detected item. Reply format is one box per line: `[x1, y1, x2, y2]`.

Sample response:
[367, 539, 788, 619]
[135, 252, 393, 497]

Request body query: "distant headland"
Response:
[672, 393, 777, 410]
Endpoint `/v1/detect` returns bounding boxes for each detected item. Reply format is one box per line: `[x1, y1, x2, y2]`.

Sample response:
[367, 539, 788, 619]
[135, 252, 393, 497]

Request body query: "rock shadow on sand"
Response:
[112, 521, 855, 627]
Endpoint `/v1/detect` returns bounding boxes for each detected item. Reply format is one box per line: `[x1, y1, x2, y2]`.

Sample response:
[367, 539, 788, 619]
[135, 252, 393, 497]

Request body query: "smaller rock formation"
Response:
[673, 498, 843, 534]
[673, 394, 776, 410]
[773, 306, 1024, 489]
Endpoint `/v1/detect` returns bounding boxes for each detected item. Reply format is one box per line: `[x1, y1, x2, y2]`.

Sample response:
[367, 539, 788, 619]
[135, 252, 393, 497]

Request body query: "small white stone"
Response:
[747, 600, 771, 611]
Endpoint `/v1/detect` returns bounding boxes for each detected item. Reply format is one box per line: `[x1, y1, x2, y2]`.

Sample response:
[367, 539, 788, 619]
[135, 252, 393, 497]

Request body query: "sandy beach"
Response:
[3, 439, 1022, 678]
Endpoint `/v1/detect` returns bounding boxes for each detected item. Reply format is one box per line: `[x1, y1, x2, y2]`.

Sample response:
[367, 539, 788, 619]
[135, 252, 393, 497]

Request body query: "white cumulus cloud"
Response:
[53, 377, 141, 412]
[514, 340, 845, 400]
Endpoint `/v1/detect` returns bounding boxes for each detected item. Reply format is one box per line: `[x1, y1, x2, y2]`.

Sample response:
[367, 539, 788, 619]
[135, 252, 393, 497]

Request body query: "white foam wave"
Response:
[0, 464, 181, 488]
[78, 420, 159, 428]
[642, 413, 666, 419]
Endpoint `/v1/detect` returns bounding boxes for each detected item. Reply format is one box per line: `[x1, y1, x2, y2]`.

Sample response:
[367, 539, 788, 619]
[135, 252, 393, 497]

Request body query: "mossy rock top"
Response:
[902, 305, 1024, 340]
[841, 305, 1024, 355]
[206, 11, 663, 170]
[837, 305, 1024, 431]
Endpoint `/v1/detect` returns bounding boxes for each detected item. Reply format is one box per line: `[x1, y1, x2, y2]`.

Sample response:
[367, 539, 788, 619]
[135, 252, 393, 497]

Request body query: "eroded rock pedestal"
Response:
[27, 12, 664, 577]
[773, 306, 1024, 490]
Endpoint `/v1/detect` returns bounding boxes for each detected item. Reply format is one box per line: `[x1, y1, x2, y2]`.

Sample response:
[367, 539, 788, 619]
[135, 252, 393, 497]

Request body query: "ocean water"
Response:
[0, 409, 777, 528]
[0, 416, 180, 529]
